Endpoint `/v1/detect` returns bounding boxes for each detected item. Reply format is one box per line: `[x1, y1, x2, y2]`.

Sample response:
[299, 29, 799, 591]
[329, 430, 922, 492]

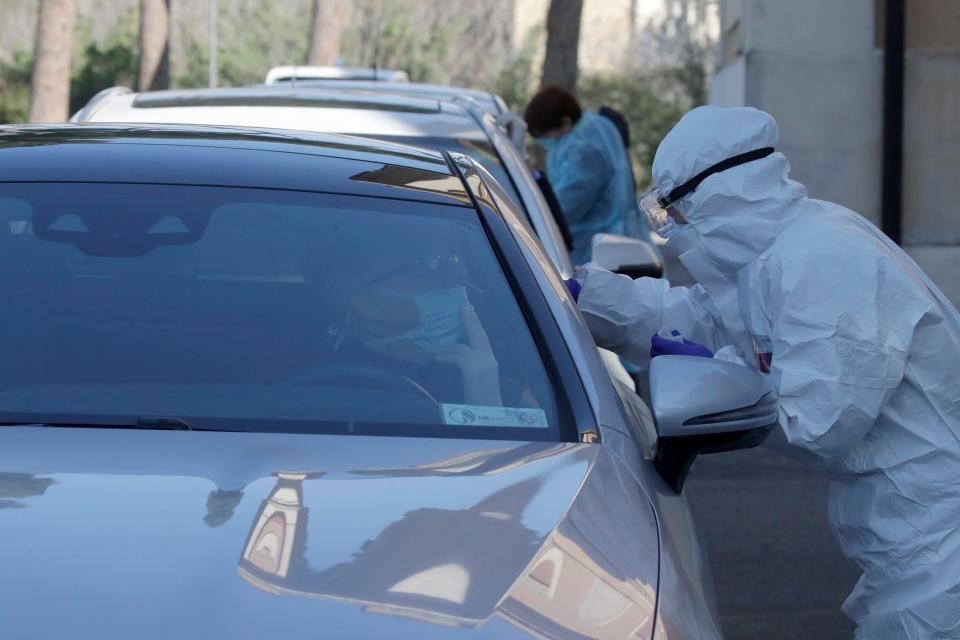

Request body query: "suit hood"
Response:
[654, 106, 807, 273]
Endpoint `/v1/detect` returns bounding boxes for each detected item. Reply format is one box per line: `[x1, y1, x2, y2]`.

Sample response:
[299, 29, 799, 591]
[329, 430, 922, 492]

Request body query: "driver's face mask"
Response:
[366, 286, 468, 351]
[639, 147, 775, 239]
[349, 285, 469, 366]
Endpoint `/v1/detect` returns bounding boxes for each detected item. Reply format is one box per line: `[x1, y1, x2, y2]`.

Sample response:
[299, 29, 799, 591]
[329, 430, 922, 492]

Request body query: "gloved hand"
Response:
[564, 278, 581, 302]
[494, 111, 529, 156]
[650, 330, 714, 359]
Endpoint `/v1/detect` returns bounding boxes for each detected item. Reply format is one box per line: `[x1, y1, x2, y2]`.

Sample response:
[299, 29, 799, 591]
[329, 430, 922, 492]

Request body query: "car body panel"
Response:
[0, 125, 468, 206]
[73, 87, 567, 275]
[260, 79, 507, 116]
[0, 427, 658, 639]
[133, 89, 443, 114]
[80, 88, 488, 141]
[0, 126, 724, 639]
[459, 155, 632, 435]
[462, 156, 724, 639]
[265, 65, 410, 84]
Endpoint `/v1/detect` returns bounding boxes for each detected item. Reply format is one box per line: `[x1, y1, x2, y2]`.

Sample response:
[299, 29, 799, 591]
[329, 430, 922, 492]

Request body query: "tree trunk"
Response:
[541, 0, 583, 92]
[306, 0, 348, 66]
[139, 0, 171, 91]
[28, 0, 75, 123]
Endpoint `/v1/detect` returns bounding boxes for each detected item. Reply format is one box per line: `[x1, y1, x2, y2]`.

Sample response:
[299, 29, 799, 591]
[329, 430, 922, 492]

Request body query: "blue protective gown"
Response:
[546, 111, 637, 264]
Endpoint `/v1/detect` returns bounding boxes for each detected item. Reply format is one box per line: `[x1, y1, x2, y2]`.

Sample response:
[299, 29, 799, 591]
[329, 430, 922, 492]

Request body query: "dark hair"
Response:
[523, 85, 582, 138]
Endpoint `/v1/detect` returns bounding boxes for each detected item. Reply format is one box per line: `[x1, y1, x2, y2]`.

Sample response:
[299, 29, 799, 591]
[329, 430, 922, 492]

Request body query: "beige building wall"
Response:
[898, 0, 960, 244]
[712, 0, 884, 225]
[712, 0, 960, 249]
[513, 0, 550, 49]
[579, 0, 636, 73]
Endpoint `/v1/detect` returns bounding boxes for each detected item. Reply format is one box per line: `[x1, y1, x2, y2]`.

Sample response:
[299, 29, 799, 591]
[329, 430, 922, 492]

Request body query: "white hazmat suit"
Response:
[578, 106, 960, 639]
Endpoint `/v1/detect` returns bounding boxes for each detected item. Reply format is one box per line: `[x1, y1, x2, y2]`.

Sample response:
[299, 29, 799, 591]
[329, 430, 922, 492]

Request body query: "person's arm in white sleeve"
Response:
[768, 250, 930, 460]
[576, 264, 730, 364]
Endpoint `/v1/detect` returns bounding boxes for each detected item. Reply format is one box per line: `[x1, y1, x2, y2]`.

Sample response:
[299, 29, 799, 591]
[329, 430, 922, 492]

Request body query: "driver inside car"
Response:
[340, 248, 504, 408]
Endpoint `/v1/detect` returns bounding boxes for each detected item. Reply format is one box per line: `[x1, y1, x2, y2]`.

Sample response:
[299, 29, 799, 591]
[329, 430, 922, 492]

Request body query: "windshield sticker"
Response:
[442, 404, 548, 429]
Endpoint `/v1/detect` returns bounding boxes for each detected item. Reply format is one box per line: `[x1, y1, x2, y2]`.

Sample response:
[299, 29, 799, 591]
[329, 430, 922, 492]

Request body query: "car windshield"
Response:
[376, 136, 524, 210]
[0, 183, 568, 441]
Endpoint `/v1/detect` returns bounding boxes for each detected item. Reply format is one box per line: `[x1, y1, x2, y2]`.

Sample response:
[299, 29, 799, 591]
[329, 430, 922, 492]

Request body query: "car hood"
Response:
[0, 427, 659, 639]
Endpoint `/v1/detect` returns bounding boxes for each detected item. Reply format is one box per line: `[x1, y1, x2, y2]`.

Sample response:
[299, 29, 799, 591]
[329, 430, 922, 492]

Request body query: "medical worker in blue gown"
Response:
[524, 86, 637, 264]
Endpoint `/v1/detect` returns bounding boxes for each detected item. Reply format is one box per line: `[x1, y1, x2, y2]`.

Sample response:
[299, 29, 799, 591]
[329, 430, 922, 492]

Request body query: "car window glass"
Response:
[0, 184, 567, 441]
[376, 136, 524, 210]
[613, 381, 658, 460]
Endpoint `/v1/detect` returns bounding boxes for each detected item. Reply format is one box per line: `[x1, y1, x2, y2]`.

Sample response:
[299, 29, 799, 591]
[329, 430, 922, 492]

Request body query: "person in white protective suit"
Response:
[573, 106, 960, 639]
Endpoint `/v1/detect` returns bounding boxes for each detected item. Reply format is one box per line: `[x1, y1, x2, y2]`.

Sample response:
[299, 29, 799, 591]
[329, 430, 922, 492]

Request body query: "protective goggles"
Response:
[640, 146, 775, 237]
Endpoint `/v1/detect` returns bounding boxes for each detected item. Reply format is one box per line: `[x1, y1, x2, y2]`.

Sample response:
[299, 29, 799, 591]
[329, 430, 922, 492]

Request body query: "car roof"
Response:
[265, 65, 410, 84]
[0, 124, 472, 206]
[260, 80, 507, 115]
[78, 87, 489, 141]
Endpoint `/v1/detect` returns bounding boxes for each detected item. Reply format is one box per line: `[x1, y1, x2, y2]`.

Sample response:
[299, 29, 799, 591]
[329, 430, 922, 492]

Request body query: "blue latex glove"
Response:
[564, 278, 581, 302]
[650, 330, 714, 359]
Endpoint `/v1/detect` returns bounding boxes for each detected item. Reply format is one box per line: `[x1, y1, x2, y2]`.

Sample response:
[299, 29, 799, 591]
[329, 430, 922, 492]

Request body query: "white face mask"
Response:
[665, 223, 698, 256]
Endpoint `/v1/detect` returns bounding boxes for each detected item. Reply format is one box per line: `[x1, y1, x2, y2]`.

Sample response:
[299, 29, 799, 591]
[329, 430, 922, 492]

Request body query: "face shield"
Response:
[638, 188, 686, 238]
[641, 146, 775, 238]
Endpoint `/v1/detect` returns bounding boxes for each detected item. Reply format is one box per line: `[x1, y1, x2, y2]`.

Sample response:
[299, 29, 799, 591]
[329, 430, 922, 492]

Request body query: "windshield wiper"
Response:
[0, 417, 193, 431]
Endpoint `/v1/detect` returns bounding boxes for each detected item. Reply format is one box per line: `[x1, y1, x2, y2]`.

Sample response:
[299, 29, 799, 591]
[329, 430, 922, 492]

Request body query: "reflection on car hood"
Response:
[0, 427, 659, 639]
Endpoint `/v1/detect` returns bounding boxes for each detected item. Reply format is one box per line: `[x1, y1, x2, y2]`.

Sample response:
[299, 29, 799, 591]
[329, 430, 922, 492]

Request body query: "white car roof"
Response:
[260, 80, 507, 116]
[78, 87, 486, 140]
[265, 65, 409, 84]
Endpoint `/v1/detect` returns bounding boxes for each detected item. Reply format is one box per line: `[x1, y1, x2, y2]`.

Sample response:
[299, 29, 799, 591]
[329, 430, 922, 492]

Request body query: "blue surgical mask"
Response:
[536, 137, 558, 152]
[367, 286, 468, 351]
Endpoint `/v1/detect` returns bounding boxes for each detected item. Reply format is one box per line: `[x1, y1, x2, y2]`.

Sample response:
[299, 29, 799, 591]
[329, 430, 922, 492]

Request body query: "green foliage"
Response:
[0, 9, 139, 123]
[0, 50, 33, 124]
[488, 24, 544, 113]
[572, 2, 712, 187]
[489, 2, 712, 188]
[646, 0, 714, 109]
[577, 71, 692, 189]
[176, 36, 210, 90]
[69, 9, 139, 113]
[175, 0, 309, 88]
[219, 0, 309, 87]
[341, 1, 461, 85]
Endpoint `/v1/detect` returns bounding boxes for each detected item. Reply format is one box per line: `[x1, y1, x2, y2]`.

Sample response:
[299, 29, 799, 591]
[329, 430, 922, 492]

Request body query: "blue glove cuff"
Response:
[650, 332, 714, 359]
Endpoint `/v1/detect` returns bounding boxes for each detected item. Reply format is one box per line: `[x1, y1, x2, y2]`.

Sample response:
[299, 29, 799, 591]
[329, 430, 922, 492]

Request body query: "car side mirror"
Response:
[649, 355, 777, 492]
[591, 233, 663, 279]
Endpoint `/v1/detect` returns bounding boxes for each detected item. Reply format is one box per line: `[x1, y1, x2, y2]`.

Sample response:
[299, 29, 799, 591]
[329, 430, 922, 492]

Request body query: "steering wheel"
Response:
[283, 364, 440, 406]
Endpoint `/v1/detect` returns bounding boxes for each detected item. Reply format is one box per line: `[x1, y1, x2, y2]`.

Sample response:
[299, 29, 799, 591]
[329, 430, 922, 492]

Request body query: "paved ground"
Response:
[685, 448, 861, 639]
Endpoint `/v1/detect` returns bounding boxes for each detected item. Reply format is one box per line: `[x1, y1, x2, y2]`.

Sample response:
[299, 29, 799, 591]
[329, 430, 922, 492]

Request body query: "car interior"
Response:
[0, 184, 563, 439]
